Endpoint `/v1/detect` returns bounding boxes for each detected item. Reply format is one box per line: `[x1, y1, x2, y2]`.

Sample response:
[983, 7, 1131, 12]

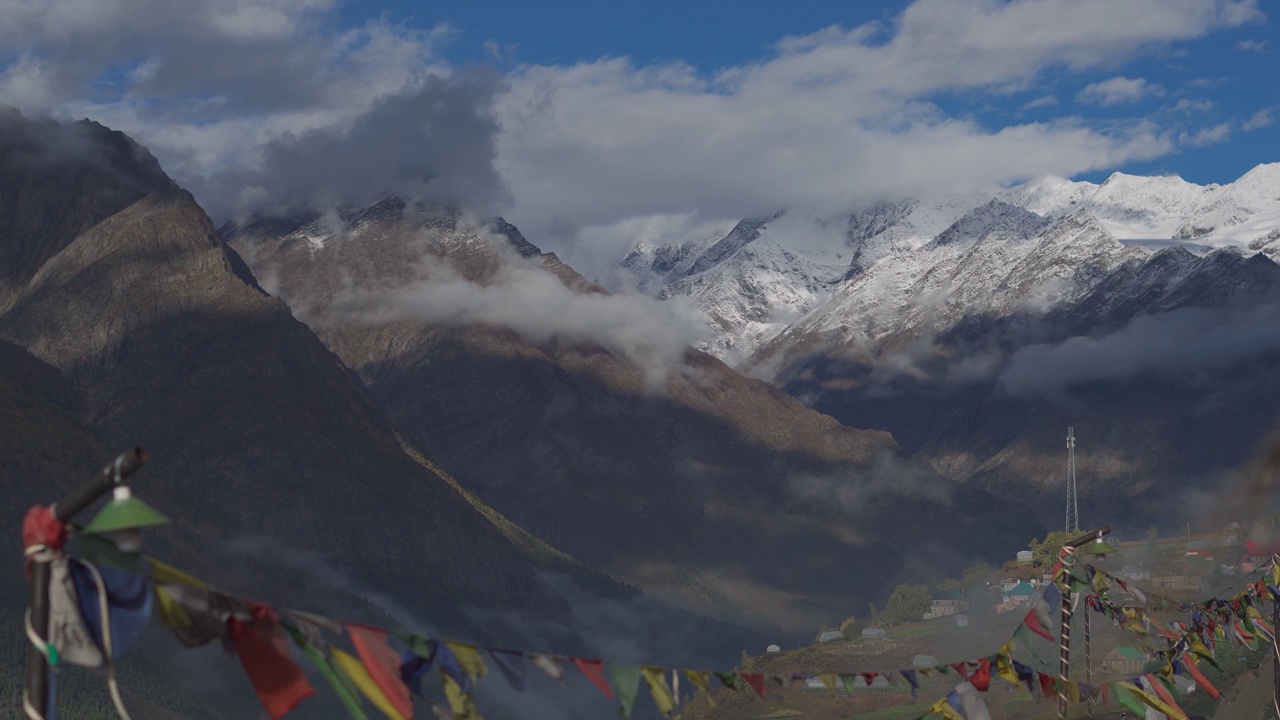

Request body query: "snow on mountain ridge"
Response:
[609, 163, 1278, 368]
[743, 206, 1146, 382]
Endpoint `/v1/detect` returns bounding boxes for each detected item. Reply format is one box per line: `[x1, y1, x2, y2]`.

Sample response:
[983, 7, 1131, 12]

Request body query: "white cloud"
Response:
[1173, 98, 1214, 113]
[1022, 94, 1059, 110]
[1179, 122, 1232, 146]
[1244, 107, 1276, 131]
[0, 0, 1263, 277]
[318, 240, 705, 383]
[1076, 76, 1163, 105]
[1237, 38, 1268, 51]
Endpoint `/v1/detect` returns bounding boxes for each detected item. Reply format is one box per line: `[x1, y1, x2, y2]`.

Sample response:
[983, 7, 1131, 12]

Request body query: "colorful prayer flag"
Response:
[345, 624, 413, 720]
[571, 658, 614, 700]
[609, 664, 642, 718]
[229, 605, 316, 719]
[642, 666, 675, 714]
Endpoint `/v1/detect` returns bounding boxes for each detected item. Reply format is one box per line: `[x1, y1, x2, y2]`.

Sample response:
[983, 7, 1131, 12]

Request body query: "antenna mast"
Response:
[1065, 427, 1079, 533]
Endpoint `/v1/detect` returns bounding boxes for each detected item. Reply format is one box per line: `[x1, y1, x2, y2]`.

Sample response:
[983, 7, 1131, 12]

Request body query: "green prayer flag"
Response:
[714, 671, 741, 691]
[283, 623, 368, 720]
[609, 663, 642, 718]
[1111, 682, 1147, 716]
[398, 632, 433, 658]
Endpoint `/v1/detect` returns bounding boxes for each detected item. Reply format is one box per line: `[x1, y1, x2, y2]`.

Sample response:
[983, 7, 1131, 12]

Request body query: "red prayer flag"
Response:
[969, 658, 992, 691]
[741, 672, 766, 697]
[1022, 608, 1054, 641]
[229, 605, 315, 719]
[860, 672, 878, 685]
[345, 623, 413, 719]
[1145, 673, 1185, 715]
[950, 662, 971, 679]
[1038, 672, 1055, 699]
[1184, 658, 1220, 699]
[570, 658, 614, 700]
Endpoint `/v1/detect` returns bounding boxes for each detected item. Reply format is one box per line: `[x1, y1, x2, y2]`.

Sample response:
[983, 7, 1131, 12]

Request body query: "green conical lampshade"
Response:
[83, 486, 169, 534]
[1087, 539, 1116, 557]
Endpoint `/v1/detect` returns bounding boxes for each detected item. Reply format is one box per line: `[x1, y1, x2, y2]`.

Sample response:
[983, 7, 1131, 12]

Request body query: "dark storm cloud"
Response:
[999, 302, 1280, 396]
[194, 70, 512, 220]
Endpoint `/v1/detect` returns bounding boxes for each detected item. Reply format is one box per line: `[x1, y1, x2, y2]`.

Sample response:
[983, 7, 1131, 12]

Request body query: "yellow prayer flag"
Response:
[683, 670, 714, 707]
[928, 698, 965, 720]
[443, 674, 484, 720]
[445, 642, 489, 683]
[1065, 680, 1081, 704]
[150, 559, 207, 588]
[332, 648, 405, 720]
[1117, 681, 1186, 720]
[996, 640, 1019, 686]
[153, 585, 191, 629]
[641, 666, 675, 714]
[818, 674, 838, 694]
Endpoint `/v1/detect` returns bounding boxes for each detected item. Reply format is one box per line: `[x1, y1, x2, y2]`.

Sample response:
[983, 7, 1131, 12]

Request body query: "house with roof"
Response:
[1100, 647, 1146, 676]
[1151, 570, 1205, 592]
[1119, 565, 1151, 582]
[1242, 540, 1280, 572]
[1001, 581, 1035, 610]
[925, 590, 969, 619]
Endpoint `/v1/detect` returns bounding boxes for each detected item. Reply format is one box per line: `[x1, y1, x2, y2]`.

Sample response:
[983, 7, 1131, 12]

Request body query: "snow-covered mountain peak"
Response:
[608, 163, 1278, 370]
[932, 199, 1050, 247]
[1173, 162, 1280, 247]
[999, 175, 1096, 217]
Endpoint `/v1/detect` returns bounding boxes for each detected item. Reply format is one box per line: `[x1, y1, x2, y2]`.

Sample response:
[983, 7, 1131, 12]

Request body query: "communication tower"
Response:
[1065, 427, 1079, 533]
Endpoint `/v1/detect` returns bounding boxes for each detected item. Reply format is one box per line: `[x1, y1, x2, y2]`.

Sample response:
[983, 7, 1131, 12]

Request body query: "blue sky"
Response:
[0, 0, 1276, 270]
[348, 0, 1277, 187]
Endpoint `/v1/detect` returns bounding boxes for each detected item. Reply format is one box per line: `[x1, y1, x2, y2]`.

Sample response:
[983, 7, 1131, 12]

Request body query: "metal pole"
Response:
[1273, 556, 1280, 720]
[24, 449, 147, 719]
[24, 560, 51, 719]
[1058, 548, 1073, 720]
[1084, 596, 1092, 718]
[1055, 527, 1109, 720]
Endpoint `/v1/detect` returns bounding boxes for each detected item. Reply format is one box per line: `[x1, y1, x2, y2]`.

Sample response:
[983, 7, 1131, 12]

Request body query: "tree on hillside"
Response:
[1029, 531, 1073, 568]
[840, 616, 867, 640]
[884, 583, 930, 626]
[937, 562, 994, 596]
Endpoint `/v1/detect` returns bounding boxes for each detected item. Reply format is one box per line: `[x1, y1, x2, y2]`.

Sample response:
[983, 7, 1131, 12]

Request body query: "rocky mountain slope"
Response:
[225, 199, 1043, 633]
[611, 164, 1280, 530]
[0, 109, 585, 634]
[624, 168, 1278, 529]
[3, 111, 825, 716]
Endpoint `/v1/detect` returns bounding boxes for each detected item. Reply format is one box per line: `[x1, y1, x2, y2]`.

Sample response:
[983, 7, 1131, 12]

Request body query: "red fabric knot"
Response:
[23, 505, 66, 574]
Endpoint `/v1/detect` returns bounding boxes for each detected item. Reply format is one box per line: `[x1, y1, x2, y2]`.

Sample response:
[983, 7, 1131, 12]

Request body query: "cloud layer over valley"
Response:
[2, 0, 1269, 275]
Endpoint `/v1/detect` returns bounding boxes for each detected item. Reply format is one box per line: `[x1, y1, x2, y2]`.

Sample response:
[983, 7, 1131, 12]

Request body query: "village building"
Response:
[1118, 565, 1151, 582]
[1150, 571, 1204, 592]
[1241, 540, 1280, 573]
[1100, 647, 1146, 676]
[1001, 581, 1035, 610]
[925, 590, 969, 619]
[817, 630, 843, 644]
